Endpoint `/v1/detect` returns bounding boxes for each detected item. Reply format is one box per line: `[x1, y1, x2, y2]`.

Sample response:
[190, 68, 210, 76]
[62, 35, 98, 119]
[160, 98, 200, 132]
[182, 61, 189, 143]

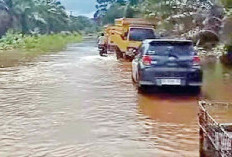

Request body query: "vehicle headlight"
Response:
[127, 47, 137, 54]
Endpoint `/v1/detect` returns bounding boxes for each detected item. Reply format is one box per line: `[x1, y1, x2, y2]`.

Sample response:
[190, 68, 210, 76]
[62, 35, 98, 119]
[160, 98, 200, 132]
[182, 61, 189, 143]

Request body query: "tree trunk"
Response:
[21, 13, 28, 34]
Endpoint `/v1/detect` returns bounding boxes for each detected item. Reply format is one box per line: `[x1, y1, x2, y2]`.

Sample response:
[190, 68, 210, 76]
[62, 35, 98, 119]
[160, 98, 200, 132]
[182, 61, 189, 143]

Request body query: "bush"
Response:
[0, 31, 82, 54]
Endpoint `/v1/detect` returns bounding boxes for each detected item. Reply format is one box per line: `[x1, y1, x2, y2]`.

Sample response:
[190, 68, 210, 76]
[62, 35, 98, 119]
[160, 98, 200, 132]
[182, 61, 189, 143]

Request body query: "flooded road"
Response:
[0, 39, 231, 157]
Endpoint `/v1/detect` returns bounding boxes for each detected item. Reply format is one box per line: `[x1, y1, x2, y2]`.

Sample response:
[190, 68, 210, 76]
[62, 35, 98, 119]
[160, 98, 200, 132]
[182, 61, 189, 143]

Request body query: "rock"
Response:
[221, 16, 232, 45]
[193, 30, 219, 48]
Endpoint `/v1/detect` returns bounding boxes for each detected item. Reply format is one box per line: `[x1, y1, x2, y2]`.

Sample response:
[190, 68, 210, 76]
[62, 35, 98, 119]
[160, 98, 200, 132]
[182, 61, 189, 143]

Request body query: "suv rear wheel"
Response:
[137, 84, 147, 93]
[135, 74, 146, 92]
[131, 73, 136, 83]
[192, 86, 201, 93]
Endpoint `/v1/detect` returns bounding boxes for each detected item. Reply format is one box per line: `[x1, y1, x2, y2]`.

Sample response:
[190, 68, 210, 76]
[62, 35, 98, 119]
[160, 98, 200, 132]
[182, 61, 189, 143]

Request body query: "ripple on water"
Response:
[0, 41, 211, 157]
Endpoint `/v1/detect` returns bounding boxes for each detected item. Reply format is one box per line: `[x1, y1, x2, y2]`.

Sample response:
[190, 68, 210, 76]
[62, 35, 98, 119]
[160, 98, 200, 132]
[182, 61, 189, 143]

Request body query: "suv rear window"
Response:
[147, 42, 194, 56]
[129, 28, 155, 41]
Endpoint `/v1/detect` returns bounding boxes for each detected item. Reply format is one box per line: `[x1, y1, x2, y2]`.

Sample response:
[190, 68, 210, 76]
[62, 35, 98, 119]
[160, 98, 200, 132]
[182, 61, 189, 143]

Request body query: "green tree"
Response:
[221, 0, 232, 8]
[0, 0, 71, 34]
[0, 0, 11, 36]
[0, 0, 102, 36]
[95, 0, 141, 24]
[36, 0, 69, 33]
[102, 3, 125, 24]
[139, 0, 220, 18]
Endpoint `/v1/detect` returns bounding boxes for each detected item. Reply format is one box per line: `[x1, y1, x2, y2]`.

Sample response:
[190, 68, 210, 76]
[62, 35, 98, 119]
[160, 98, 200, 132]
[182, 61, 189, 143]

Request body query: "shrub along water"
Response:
[0, 31, 82, 67]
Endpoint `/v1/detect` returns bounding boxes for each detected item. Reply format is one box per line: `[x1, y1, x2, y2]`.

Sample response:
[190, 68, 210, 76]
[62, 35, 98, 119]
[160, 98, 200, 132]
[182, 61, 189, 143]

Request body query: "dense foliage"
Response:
[0, 0, 98, 36]
[94, 0, 140, 24]
[94, 0, 226, 24]
[0, 31, 82, 52]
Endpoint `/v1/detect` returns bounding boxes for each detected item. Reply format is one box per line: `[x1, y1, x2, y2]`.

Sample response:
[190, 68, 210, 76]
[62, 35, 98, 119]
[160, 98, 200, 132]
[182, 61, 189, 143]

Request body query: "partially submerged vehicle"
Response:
[132, 39, 203, 91]
[199, 101, 232, 157]
[105, 18, 157, 60]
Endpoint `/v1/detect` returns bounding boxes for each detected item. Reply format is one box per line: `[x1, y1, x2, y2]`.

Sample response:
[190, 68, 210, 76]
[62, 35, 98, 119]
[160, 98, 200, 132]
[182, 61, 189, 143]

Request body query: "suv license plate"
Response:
[161, 79, 181, 85]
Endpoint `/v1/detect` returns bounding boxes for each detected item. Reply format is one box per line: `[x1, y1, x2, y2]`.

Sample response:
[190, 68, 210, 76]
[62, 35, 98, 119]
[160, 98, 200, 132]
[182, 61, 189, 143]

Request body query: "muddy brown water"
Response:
[0, 39, 231, 157]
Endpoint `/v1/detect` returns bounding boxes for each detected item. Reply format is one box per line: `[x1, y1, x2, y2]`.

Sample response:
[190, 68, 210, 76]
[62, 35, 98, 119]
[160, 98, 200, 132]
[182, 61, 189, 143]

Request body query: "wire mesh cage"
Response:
[198, 101, 232, 157]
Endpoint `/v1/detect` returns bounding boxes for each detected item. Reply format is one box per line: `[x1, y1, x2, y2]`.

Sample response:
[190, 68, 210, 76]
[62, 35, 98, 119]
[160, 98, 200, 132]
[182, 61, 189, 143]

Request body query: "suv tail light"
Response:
[142, 55, 152, 66]
[193, 56, 201, 65]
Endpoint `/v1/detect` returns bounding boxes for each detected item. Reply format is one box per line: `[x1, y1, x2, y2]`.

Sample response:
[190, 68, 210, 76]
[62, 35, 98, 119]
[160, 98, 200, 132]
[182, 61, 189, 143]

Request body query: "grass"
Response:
[0, 32, 82, 67]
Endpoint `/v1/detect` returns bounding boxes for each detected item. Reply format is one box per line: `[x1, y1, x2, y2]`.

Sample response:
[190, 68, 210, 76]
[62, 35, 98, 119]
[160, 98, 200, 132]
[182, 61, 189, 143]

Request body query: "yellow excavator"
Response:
[104, 18, 157, 60]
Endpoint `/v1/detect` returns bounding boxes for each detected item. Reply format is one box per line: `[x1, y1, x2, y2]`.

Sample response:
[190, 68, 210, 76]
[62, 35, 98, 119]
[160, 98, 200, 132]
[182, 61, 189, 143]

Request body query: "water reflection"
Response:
[202, 61, 232, 101]
[136, 88, 199, 156]
[138, 92, 198, 123]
